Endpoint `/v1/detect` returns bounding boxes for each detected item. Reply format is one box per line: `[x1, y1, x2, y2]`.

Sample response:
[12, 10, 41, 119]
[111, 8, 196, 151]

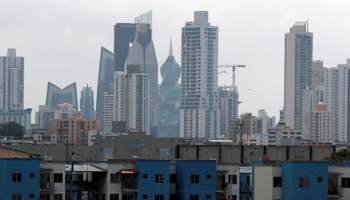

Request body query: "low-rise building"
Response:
[268, 122, 303, 145]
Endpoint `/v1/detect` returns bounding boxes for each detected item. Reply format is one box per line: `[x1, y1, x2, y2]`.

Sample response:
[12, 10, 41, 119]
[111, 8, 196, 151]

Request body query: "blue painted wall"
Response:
[0, 158, 40, 200]
[281, 161, 328, 200]
[136, 160, 170, 200]
[176, 160, 216, 200]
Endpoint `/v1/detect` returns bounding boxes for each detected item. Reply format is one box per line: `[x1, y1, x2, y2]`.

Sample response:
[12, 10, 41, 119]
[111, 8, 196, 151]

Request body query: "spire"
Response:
[169, 38, 173, 56]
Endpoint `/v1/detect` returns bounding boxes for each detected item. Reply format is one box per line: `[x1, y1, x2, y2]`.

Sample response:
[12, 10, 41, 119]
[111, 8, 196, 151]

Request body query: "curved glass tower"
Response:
[158, 40, 181, 137]
[45, 82, 78, 109]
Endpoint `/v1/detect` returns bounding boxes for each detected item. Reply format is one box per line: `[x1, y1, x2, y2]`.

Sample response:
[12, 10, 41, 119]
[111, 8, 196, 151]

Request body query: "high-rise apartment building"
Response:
[103, 87, 114, 133]
[80, 84, 95, 119]
[306, 103, 334, 142]
[321, 60, 350, 142]
[0, 49, 24, 111]
[180, 11, 220, 139]
[114, 65, 150, 134]
[158, 40, 181, 137]
[96, 47, 114, 126]
[218, 86, 238, 136]
[257, 109, 276, 134]
[283, 21, 313, 130]
[46, 82, 78, 109]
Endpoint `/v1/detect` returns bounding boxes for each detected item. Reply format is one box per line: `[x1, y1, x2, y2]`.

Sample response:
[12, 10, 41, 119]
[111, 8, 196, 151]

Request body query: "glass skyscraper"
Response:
[80, 84, 95, 119]
[284, 21, 313, 130]
[45, 82, 78, 109]
[180, 11, 220, 139]
[158, 40, 181, 137]
[96, 47, 114, 125]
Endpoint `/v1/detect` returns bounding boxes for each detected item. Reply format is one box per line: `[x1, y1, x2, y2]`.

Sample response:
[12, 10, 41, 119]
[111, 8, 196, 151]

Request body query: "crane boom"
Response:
[218, 65, 246, 87]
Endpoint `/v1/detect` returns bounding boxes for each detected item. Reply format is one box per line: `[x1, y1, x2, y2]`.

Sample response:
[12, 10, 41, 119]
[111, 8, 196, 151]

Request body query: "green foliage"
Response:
[0, 122, 25, 140]
[324, 148, 350, 165]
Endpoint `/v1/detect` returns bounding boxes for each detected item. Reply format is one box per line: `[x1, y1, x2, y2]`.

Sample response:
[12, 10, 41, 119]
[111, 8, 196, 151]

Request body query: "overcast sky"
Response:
[1, 0, 350, 120]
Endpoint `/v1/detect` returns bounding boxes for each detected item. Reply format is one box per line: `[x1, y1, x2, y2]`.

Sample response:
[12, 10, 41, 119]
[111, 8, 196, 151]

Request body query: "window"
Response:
[143, 194, 147, 199]
[342, 178, 350, 188]
[170, 174, 176, 183]
[206, 194, 211, 199]
[169, 194, 176, 200]
[273, 177, 282, 187]
[207, 174, 211, 179]
[54, 173, 63, 183]
[12, 173, 21, 182]
[110, 194, 119, 200]
[29, 173, 34, 178]
[29, 194, 34, 199]
[229, 175, 237, 184]
[54, 194, 63, 200]
[299, 177, 309, 188]
[190, 195, 199, 200]
[191, 174, 199, 184]
[230, 195, 237, 200]
[155, 195, 164, 200]
[143, 174, 148, 179]
[155, 174, 164, 183]
[110, 173, 118, 183]
[318, 177, 322, 182]
[12, 194, 21, 200]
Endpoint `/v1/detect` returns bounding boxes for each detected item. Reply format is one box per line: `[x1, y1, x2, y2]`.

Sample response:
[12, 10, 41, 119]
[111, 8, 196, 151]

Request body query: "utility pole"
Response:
[69, 152, 79, 200]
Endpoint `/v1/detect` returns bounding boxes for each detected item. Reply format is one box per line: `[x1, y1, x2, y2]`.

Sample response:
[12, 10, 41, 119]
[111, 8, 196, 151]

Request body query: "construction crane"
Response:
[218, 71, 226, 75]
[218, 65, 245, 87]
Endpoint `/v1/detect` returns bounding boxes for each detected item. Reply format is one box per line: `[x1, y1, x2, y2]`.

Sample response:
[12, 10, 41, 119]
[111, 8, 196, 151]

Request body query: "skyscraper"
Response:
[218, 86, 238, 136]
[125, 23, 158, 135]
[114, 65, 151, 133]
[158, 39, 181, 137]
[45, 82, 78, 109]
[0, 49, 24, 111]
[80, 84, 95, 119]
[180, 11, 220, 139]
[283, 21, 313, 130]
[96, 47, 114, 125]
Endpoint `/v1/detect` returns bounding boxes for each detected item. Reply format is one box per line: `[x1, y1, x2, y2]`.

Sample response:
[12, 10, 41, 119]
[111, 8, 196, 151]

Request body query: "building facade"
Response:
[180, 11, 220, 139]
[306, 103, 334, 142]
[49, 115, 100, 145]
[284, 21, 313, 130]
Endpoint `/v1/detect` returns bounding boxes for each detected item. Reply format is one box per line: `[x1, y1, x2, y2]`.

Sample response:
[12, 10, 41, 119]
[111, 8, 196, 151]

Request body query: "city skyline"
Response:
[1, 1, 350, 120]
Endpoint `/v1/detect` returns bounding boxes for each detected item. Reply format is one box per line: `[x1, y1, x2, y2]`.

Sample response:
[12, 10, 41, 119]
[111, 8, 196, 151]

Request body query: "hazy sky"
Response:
[1, 0, 350, 120]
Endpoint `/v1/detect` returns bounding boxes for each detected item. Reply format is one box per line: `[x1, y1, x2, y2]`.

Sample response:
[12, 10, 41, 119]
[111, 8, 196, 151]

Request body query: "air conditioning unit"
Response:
[83, 172, 92, 182]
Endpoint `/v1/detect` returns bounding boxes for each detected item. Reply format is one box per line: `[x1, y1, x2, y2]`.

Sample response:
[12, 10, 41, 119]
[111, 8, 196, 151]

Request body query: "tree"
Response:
[0, 122, 25, 140]
[324, 148, 350, 165]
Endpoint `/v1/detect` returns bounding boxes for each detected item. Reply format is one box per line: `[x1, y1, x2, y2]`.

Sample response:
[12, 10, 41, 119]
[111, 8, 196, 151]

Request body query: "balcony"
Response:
[328, 186, 343, 198]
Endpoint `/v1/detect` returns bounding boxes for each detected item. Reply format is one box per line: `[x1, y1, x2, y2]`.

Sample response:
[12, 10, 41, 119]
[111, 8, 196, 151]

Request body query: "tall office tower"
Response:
[284, 21, 313, 130]
[306, 103, 334, 142]
[322, 60, 350, 142]
[257, 109, 276, 134]
[102, 84, 114, 133]
[125, 23, 158, 135]
[0, 49, 24, 111]
[301, 86, 324, 137]
[219, 86, 238, 136]
[135, 10, 152, 30]
[158, 40, 181, 137]
[80, 84, 95, 119]
[46, 82, 78, 109]
[114, 65, 151, 134]
[180, 11, 220, 139]
[96, 47, 114, 126]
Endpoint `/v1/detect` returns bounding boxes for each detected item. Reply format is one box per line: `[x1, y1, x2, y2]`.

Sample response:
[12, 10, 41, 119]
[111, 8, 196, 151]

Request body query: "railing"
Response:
[40, 182, 53, 190]
[121, 178, 138, 190]
[240, 182, 252, 193]
[328, 186, 343, 196]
